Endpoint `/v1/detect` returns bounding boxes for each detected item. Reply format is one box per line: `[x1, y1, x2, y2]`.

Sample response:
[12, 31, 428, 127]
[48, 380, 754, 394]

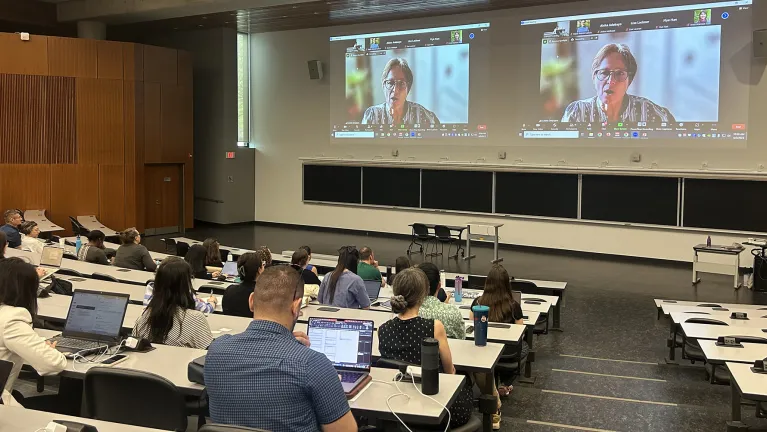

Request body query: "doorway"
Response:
[144, 164, 183, 235]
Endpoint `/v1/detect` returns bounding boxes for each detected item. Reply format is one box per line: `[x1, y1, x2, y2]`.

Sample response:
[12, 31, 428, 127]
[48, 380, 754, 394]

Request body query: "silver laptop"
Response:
[39, 246, 64, 280]
[363, 280, 382, 302]
[308, 318, 374, 394]
[48, 290, 130, 356]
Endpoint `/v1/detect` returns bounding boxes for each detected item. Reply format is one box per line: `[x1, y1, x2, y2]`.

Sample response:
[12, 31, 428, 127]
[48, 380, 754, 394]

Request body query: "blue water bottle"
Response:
[75, 234, 82, 255]
[454, 276, 463, 303]
[472, 305, 489, 346]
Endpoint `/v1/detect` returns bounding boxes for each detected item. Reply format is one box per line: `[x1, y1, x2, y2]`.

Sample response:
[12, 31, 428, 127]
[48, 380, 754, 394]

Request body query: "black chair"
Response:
[467, 275, 486, 290]
[68, 217, 89, 236]
[200, 425, 270, 432]
[682, 318, 728, 364]
[0, 360, 12, 405]
[433, 225, 458, 259]
[220, 249, 230, 263]
[408, 223, 435, 255]
[84, 368, 189, 431]
[512, 280, 548, 335]
[162, 238, 177, 254]
[91, 273, 119, 283]
[58, 269, 85, 278]
[176, 241, 190, 258]
[697, 303, 722, 308]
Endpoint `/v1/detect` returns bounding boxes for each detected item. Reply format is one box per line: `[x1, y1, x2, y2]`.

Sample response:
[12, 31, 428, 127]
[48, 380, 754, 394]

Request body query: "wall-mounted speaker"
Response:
[755, 29, 767, 58]
[307, 60, 323, 80]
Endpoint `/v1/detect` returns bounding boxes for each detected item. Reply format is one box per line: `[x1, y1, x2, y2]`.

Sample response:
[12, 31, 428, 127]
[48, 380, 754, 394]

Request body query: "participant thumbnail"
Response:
[694, 8, 711, 24]
[539, 25, 721, 123]
[345, 44, 470, 125]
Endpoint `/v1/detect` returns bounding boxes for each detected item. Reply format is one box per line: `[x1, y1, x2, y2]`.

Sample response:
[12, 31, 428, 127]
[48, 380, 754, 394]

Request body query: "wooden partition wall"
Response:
[0, 32, 193, 234]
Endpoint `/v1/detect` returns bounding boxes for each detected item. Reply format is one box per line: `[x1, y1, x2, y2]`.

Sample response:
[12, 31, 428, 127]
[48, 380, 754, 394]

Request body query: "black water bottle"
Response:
[386, 266, 392, 285]
[421, 337, 439, 395]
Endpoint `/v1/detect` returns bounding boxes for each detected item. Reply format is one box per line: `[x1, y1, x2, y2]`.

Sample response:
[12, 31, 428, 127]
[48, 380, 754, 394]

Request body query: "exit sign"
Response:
[226, 152, 235, 159]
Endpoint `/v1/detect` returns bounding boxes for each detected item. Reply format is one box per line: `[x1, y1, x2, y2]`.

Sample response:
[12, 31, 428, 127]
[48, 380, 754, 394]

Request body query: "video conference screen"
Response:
[329, 23, 491, 140]
[517, 0, 752, 142]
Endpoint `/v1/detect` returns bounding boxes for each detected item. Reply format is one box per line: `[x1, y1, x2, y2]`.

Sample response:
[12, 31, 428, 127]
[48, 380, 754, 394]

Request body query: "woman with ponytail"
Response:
[317, 246, 369, 309]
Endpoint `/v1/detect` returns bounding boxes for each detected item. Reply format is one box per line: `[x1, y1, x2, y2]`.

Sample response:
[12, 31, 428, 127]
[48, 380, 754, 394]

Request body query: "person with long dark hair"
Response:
[388, 255, 411, 285]
[114, 228, 157, 272]
[291, 249, 321, 285]
[202, 238, 224, 268]
[133, 257, 213, 348]
[469, 264, 527, 405]
[317, 246, 369, 309]
[298, 245, 318, 275]
[0, 258, 67, 405]
[185, 244, 222, 280]
[222, 252, 264, 318]
[377, 268, 473, 428]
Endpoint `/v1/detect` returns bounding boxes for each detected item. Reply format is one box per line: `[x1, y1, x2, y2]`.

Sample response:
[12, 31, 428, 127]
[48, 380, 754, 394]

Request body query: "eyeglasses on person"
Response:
[383, 79, 408, 90]
[594, 69, 629, 82]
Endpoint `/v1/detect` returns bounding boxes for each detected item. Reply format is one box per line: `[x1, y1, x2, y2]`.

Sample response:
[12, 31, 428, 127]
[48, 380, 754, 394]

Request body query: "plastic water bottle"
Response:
[227, 253, 234, 262]
[455, 276, 463, 303]
[439, 270, 446, 291]
[706, 236, 712, 247]
[75, 234, 82, 255]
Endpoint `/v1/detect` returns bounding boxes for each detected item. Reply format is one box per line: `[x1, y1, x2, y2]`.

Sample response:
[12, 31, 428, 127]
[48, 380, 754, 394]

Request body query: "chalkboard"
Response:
[362, 167, 420, 208]
[303, 165, 361, 204]
[684, 179, 767, 232]
[495, 172, 578, 219]
[421, 170, 493, 213]
[581, 175, 678, 226]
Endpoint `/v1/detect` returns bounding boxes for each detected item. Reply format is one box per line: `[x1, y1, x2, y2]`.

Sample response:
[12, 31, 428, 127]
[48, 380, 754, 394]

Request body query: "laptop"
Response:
[222, 261, 238, 277]
[363, 280, 382, 302]
[308, 317, 374, 397]
[39, 246, 64, 281]
[48, 289, 130, 357]
[511, 290, 522, 305]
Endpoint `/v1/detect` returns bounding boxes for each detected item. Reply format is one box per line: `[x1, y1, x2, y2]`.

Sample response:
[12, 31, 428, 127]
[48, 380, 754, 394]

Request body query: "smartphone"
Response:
[101, 354, 129, 366]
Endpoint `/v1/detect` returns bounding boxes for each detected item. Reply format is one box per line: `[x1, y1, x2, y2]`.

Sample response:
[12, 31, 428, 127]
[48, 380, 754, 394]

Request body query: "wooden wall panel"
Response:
[48, 37, 98, 78]
[184, 162, 194, 229]
[0, 33, 48, 75]
[123, 80, 145, 231]
[49, 164, 99, 235]
[45, 76, 76, 164]
[0, 165, 51, 213]
[97, 40, 124, 80]
[0, 75, 46, 164]
[99, 164, 126, 230]
[161, 85, 192, 162]
[177, 50, 193, 88]
[144, 82, 162, 163]
[76, 78, 124, 165]
[143, 45, 177, 85]
[122, 43, 143, 81]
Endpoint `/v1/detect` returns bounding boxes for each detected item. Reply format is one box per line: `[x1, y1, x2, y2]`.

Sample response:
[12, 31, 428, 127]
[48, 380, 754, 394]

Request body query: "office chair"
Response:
[408, 223, 435, 255]
[68, 217, 89, 236]
[433, 225, 458, 259]
[57, 269, 85, 278]
[0, 360, 12, 405]
[467, 275, 486, 290]
[512, 280, 549, 334]
[682, 317, 728, 365]
[176, 241, 190, 258]
[91, 273, 119, 283]
[697, 303, 722, 308]
[219, 249, 230, 263]
[200, 425, 269, 432]
[163, 238, 177, 254]
[84, 368, 188, 431]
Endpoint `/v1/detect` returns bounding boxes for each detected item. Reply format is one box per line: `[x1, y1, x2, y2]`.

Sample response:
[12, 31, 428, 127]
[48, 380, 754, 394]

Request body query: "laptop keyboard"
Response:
[339, 371, 363, 383]
[49, 335, 107, 351]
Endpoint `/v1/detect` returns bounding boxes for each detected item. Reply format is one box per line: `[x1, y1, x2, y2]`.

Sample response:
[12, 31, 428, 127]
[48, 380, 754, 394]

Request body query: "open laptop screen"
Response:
[222, 261, 237, 277]
[308, 318, 374, 371]
[63, 290, 129, 341]
[363, 280, 381, 300]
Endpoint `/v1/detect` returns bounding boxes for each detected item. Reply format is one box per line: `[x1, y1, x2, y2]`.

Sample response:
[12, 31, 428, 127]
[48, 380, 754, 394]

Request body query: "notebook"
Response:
[48, 289, 130, 356]
[308, 317, 374, 397]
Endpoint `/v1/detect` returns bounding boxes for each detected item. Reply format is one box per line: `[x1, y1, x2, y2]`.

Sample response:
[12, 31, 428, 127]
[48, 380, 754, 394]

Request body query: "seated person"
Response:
[18, 221, 44, 255]
[469, 264, 527, 402]
[0, 209, 22, 249]
[0, 258, 67, 406]
[378, 268, 474, 428]
[299, 245, 318, 275]
[77, 230, 112, 265]
[255, 245, 272, 267]
[417, 262, 465, 340]
[222, 252, 263, 318]
[185, 244, 222, 280]
[203, 238, 224, 268]
[291, 248, 321, 285]
[133, 257, 213, 349]
[144, 257, 218, 314]
[0, 231, 5, 259]
[388, 255, 411, 285]
[356, 246, 382, 284]
[318, 246, 370, 309]
[206, 265, 357, 432]
[114, 228, 157, 272]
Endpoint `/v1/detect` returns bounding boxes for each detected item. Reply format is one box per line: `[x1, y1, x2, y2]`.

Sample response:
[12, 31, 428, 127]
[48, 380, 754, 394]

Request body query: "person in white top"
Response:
[18, 221, 44, 256]
[0, 258, 67, 406]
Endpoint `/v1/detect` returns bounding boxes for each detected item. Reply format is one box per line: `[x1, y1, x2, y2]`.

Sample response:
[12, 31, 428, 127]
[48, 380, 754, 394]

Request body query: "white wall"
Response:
[251, 0, 767, 262]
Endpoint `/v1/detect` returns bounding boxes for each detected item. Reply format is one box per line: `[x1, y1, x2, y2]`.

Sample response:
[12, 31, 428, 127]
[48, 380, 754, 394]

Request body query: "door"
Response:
[144, 164, 182, 235]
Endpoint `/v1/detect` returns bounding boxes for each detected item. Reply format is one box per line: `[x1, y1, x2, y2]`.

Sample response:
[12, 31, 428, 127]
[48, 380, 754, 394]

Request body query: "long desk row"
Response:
[63, 237, 173, 261]
[1, 405, 167, 432]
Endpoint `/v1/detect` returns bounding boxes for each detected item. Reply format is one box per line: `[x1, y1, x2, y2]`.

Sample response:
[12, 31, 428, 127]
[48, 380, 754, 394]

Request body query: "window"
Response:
[237, 32, 249, 146]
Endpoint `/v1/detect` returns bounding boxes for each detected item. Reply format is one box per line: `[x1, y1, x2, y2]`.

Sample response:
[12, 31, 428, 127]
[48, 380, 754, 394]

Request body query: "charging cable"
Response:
[375, 373, 451, 432]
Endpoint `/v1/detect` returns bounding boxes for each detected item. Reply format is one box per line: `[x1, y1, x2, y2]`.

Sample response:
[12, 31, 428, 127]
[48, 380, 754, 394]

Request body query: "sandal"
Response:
[497, 385, 512, 397]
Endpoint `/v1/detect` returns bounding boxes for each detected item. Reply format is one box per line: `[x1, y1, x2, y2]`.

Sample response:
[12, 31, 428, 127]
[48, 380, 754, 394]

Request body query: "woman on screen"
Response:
[561, 43, 676, 124]
[361, 58, 440, 126]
